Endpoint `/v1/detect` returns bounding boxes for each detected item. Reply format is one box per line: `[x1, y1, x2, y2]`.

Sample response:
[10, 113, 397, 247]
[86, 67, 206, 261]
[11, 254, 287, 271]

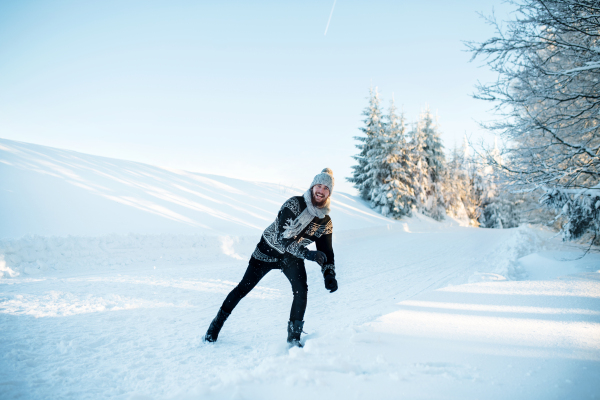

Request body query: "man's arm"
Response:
[315, 232, 337, 292]
[315, 233, 335, 276]
[263, 197, 304, 255]
[276, 198, 310, 259]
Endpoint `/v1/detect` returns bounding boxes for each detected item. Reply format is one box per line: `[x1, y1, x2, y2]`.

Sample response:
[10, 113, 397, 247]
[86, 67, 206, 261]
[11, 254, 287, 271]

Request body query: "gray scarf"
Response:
[282, 190, 331, 239]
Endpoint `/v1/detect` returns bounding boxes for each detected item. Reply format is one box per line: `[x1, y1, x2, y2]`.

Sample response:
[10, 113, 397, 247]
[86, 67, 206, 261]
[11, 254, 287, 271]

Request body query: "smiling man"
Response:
[204, 168, 338, 347]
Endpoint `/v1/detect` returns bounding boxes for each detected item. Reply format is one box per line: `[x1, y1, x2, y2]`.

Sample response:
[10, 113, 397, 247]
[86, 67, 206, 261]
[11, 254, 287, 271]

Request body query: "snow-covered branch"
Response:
[469, 0, 600, 243]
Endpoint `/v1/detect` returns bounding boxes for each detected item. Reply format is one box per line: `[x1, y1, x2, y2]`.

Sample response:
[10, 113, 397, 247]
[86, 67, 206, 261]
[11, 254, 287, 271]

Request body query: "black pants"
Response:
[221, 255, 308, 321]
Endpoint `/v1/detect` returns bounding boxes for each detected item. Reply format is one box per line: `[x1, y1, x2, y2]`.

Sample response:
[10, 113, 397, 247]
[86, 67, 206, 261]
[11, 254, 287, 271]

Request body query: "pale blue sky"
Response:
[0, 0, 512, 193]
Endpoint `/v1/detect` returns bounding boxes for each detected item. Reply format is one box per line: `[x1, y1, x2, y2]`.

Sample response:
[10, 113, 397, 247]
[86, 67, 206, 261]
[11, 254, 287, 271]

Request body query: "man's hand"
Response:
[324, 272, 338, 293]
[305, 250, 327, 267]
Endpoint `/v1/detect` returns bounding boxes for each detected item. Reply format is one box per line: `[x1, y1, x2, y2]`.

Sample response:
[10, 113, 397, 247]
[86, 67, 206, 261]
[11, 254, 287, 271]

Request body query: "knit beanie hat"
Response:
[310, 168, 334, 193]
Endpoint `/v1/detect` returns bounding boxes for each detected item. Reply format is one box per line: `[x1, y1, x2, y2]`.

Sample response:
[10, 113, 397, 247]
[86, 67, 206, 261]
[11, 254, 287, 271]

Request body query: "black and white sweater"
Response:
[252, 196, 335, 276]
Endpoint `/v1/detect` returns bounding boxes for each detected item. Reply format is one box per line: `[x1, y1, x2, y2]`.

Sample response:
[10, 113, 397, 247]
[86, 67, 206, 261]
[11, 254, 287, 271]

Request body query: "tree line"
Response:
[348, 88, 518, 228]
[350, 0, 599, 245]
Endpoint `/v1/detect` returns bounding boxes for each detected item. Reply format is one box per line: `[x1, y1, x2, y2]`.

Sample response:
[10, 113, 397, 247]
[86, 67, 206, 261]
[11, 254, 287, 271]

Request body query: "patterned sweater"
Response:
[252, 196, 335, 276]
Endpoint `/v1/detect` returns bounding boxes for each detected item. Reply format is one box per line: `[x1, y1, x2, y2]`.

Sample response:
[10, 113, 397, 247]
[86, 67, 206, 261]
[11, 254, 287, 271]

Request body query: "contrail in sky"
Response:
[324, 0, 336, 36]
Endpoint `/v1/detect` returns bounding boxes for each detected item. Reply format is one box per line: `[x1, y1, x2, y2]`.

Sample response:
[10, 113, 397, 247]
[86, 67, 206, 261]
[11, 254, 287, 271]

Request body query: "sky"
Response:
[0, 0, 514, 194]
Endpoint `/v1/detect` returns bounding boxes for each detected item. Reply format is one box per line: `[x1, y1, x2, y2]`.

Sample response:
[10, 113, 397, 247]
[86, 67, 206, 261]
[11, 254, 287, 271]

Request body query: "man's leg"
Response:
[221, 258, 273, 314]
[282, 257, 308, 346]
[205, 258, 273, 342]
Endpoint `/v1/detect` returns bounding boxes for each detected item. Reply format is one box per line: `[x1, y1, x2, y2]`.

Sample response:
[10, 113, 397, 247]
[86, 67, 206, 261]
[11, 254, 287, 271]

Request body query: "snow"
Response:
[1, 138, 599, 399]
[0, 138, 388, 238]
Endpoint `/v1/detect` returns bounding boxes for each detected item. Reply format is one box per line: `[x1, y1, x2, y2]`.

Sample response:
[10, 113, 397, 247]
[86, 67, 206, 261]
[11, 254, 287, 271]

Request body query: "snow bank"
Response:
[468, 225, 547, 282]
[0, 255, 18, 278]
[518, 251, 600, 281]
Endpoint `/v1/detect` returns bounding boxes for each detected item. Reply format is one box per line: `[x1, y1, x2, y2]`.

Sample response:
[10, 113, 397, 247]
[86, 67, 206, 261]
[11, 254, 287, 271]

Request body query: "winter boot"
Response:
[287, 320, 304, 348]
[204, 308, 230, 343]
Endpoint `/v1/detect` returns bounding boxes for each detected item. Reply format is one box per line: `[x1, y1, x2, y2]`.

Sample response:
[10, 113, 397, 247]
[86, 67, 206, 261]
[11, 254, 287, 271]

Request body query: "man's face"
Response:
[311, 184, 330, 207]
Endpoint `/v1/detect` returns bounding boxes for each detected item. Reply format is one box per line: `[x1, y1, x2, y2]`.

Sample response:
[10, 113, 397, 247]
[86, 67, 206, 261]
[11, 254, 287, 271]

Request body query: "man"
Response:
[204, 168, 338, 347]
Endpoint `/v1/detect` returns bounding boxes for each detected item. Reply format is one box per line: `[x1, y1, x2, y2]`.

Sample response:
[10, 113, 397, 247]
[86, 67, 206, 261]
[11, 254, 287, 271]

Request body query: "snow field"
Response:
[1, 138, 599, 399]
[2, 222, 598, 399]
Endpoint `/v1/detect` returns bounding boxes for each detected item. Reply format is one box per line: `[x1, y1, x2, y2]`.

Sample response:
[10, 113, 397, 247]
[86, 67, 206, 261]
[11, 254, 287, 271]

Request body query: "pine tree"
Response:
[369, 99, 416, 218]
[421, 108, 445, 185]
[444, 140, 472, 222]
[478, 140, 520, 228]
[348, 87, 385, 200]
[421, 108, 446, 220]
[408, 121, 430, 213]
[461, 138, 484, 224]
[410, 108, 446, 220]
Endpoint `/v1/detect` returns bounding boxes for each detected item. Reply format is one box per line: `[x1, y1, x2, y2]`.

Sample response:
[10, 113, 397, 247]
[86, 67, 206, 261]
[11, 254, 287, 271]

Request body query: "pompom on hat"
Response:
[310, 168, 334, 193]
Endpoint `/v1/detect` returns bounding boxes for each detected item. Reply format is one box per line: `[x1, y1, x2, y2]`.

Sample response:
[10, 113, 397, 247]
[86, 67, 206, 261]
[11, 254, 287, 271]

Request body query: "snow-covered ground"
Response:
[1, 138, 599, 400]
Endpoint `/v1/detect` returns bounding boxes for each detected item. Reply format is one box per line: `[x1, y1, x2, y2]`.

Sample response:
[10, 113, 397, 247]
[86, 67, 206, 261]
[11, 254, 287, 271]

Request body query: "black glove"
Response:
[324, 272, 338, 293]
[305, 250, 327, 267]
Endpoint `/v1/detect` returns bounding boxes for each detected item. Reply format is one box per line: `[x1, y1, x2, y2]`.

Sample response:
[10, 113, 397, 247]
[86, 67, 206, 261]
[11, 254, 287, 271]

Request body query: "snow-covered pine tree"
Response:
[480, 197, 521, 229]
[348, 87, 386, 200]
[422, 109, 446, 220]
[478, 139, 520, 229]
[444, 140, 472, 223]
[443, 136, 492, 226]
[369, 99, 416, 218]
[408, 120, 431, 215]
[421, 109, 445, 185]
[540, 186, 600, 244]
[463, 143, 486, 224]
[410, 108, 446, 220]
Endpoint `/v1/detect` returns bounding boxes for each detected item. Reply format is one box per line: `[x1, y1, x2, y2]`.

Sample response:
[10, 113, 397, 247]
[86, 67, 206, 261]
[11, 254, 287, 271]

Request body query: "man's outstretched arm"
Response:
[316, 233, 337, 292]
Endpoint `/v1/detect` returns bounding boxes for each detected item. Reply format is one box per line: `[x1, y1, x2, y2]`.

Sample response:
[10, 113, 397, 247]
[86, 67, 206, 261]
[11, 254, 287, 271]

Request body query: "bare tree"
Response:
[467, 0, 600, 243]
